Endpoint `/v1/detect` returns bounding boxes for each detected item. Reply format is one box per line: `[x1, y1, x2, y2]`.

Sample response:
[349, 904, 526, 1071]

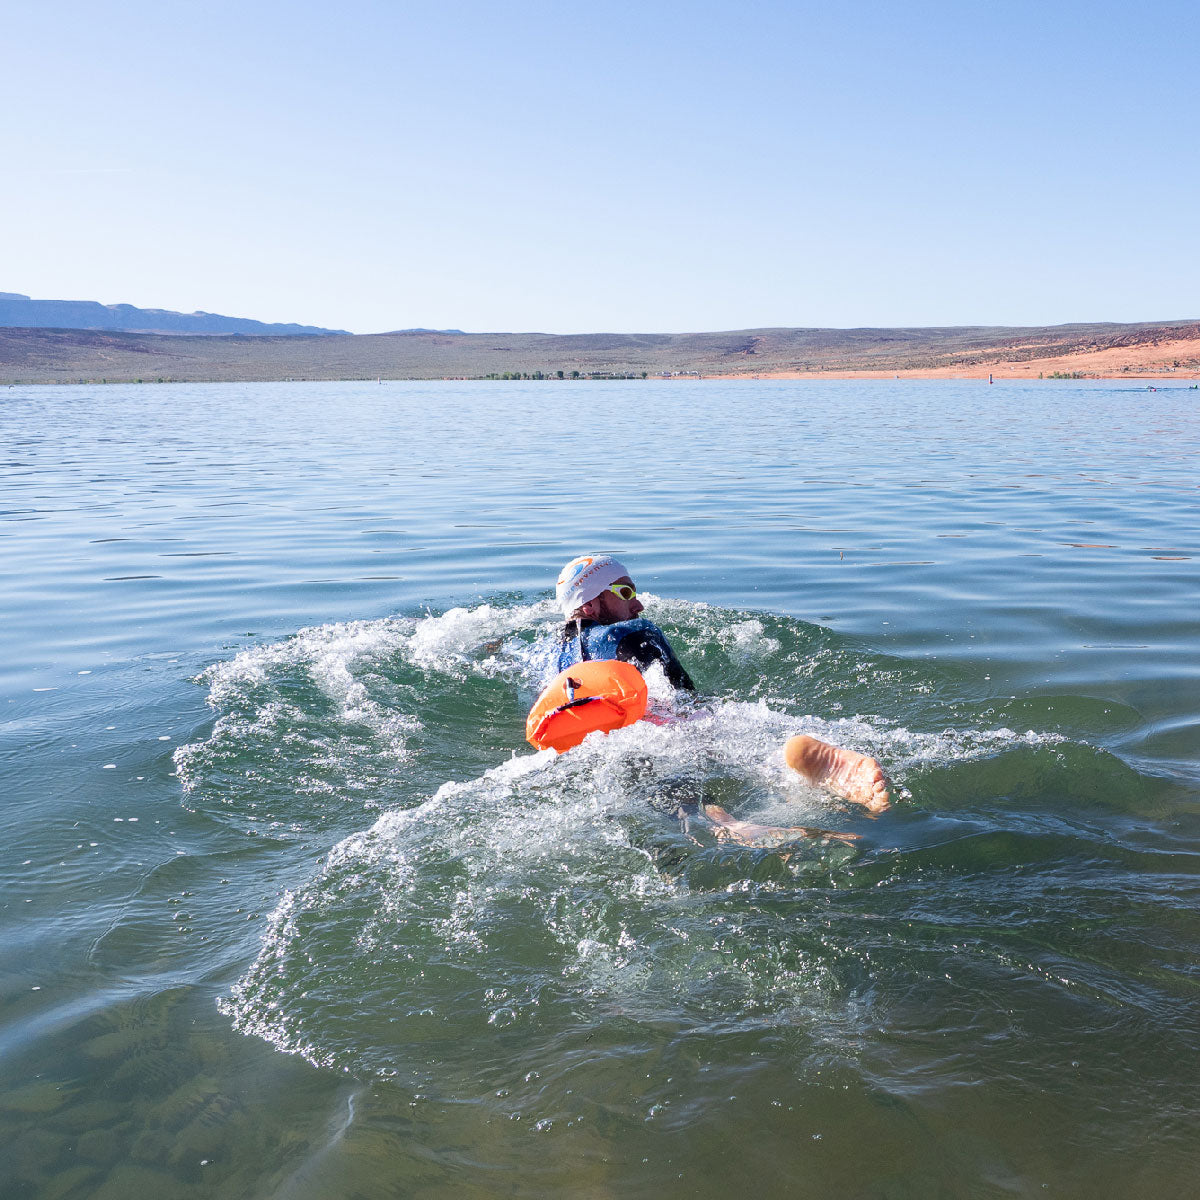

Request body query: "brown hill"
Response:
[2, 320, 1198, 384]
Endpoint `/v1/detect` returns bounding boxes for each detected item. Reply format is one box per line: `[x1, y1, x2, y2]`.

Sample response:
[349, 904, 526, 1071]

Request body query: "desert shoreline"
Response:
[719, 335, 1200, 381]
[2, 323, 1197, 385]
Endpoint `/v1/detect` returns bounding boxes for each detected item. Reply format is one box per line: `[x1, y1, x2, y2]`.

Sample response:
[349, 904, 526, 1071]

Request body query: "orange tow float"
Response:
[525, 660, 649, 753]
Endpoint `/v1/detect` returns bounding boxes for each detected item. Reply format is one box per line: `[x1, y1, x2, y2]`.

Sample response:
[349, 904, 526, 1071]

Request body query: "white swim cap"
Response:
[555, 554, 630, 618]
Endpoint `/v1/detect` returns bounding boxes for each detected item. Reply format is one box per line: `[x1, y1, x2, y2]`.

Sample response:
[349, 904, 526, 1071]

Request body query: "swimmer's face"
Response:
[580, 576, 643, 624]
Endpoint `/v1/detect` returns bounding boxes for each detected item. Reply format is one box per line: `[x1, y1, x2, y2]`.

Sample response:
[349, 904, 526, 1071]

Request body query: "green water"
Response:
[1, 380, 1197, 1198]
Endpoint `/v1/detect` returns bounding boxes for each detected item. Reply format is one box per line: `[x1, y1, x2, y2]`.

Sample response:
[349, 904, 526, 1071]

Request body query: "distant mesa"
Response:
[377, 328, 467, 336]
[0, 291, 348, 336]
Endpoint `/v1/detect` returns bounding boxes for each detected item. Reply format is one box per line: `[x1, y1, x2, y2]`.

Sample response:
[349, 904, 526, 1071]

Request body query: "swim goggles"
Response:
[604, 583, 637, 601]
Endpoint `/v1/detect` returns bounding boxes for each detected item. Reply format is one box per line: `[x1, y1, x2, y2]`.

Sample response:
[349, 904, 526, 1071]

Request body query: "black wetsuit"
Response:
[555, 617, 695, 691]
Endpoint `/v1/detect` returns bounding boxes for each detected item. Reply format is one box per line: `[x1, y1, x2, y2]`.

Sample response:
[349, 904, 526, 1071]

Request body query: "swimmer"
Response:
[554, 553, 694, 689]
[552, 555, 891, 844]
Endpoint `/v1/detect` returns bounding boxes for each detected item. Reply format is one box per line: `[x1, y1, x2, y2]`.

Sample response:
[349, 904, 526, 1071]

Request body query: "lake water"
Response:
[1, 379, 1198, 1199]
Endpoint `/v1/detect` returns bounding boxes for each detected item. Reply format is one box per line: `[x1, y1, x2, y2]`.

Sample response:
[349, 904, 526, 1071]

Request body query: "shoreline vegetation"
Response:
[1, 319, 1197, 385]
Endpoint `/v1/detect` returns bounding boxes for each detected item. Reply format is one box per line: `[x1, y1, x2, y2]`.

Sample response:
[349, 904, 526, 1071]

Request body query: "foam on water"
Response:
[192, 599, 1088, 1093]
[403, 599, 556, 678]
[219, 726, 850, 1083]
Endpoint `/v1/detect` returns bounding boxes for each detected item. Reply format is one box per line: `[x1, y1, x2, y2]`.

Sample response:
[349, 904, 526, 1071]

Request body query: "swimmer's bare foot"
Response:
[784, 735, 891, 814]
[704, 805, 860, 848]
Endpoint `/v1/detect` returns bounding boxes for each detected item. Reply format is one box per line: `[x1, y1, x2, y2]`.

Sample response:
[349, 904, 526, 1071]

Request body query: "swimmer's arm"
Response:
[615, 630, 695, 690]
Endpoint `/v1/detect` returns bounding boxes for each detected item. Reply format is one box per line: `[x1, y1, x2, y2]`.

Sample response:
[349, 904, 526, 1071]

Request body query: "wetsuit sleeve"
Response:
[615, 628, 695, 691]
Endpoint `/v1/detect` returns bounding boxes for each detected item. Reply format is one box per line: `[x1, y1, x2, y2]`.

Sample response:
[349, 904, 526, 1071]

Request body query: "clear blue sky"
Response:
[4, 0, 1197, 334]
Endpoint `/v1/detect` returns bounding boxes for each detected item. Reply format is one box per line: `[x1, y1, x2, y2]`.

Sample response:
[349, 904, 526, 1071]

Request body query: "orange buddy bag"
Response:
[526, 660, 649, 753]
